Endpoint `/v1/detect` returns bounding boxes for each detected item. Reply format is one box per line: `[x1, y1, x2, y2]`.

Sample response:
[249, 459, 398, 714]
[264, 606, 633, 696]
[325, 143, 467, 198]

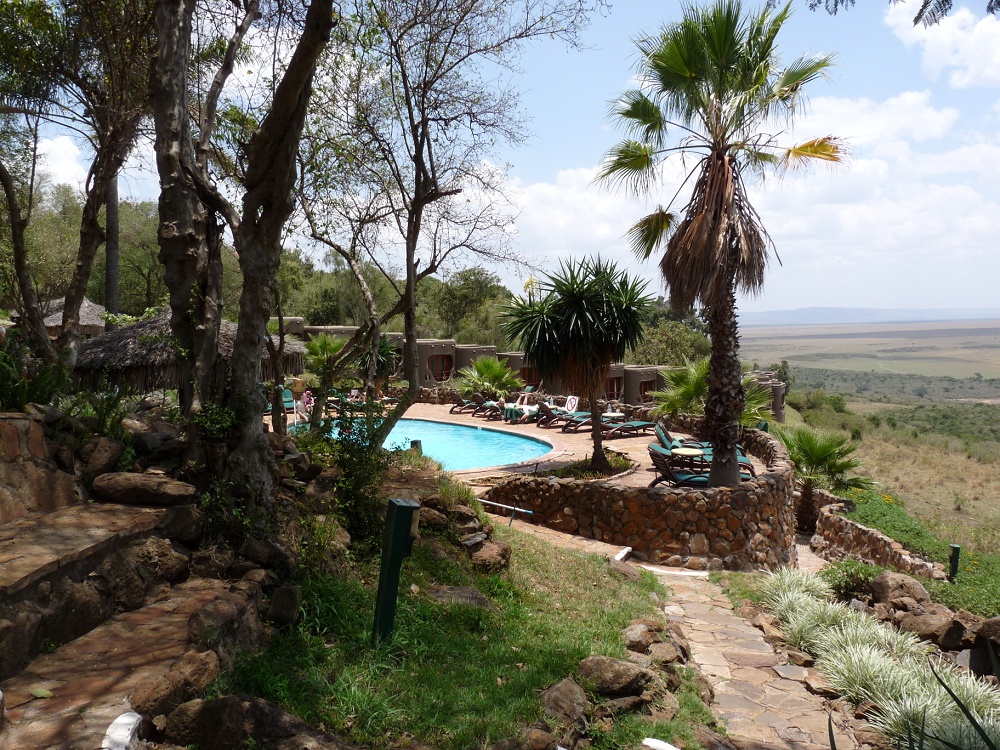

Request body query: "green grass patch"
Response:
[841, 489, 1000, 617]
[217, 524, 714, 749]
[709, 571, 764, 610]
[541, 449, 634, 480]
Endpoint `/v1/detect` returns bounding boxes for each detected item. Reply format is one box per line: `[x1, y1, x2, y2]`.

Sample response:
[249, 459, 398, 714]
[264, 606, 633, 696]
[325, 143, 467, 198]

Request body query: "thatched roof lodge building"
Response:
[74, 310, 305, 394]
[10, 297, 108, 340]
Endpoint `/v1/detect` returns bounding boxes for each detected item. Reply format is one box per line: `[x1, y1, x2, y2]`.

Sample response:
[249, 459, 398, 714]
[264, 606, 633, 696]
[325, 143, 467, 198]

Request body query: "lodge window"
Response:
[604, 376, 623, 400]
[639, 379, 655, 402]
[428, 354, 453, 382]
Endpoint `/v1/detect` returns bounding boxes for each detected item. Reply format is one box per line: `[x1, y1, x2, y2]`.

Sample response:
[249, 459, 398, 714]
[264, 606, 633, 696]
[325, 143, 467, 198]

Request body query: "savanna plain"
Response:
[742, 319, 1000, 554]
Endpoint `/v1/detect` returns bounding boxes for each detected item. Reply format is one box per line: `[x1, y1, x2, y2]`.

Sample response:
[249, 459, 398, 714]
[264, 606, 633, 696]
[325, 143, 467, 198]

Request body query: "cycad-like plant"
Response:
[456, 356, 524, 401]
[358, 336, 399, 399]
[304, 333, 347, 431]
[776, 425, 874, 509]
[649, 357, 773, 427]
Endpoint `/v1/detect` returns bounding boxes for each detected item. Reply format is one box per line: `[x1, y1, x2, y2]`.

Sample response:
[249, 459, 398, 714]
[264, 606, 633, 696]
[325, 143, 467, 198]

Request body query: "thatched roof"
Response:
[12, 297, 107, 337]
[74, 309, 305, 394]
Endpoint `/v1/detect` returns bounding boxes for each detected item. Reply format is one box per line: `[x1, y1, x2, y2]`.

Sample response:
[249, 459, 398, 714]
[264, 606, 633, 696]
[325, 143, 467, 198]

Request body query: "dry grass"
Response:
[854, 436, 1000, 553]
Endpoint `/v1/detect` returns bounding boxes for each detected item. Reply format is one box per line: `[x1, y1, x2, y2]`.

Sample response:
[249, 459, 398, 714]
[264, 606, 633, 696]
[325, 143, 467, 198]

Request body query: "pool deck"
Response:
[402, 403, 765, 491]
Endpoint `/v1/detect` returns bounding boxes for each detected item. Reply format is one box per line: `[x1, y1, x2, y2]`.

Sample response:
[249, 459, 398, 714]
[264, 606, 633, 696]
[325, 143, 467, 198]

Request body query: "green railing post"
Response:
[372, 498, 421, 645]
[949, 544, 961, 583]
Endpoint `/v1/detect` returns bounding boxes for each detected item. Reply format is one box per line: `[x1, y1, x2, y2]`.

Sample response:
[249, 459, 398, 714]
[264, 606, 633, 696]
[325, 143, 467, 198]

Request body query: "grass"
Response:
[216, 520, 716, 749]
[841, 489, 1000, 618]
[541, 448, 634, 480]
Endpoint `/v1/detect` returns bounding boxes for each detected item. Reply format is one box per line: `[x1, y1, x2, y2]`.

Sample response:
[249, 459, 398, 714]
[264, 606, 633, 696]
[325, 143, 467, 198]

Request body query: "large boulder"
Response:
[85, 437, 126, 480]
[130, 648, 220, 718]
[468, 539, 511, 572]
[540, 678, 589, 726]
[898, 612, 955, 645]
[91, 472, 198, 506]
[578, 655, 653, 697]
[870, 572, 930, 605]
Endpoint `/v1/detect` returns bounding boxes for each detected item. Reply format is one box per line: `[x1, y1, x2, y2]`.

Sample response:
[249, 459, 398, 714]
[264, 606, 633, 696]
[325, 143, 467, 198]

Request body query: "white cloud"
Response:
[37, 136, 89, 190]
[885, 0, 1000, 87]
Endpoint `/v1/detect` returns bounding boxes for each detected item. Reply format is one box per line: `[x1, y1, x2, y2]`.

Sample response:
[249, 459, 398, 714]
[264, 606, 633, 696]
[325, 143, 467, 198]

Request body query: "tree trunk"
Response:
[588, 384, 612, 473]
[705, 284, 744, 487]
[104, 174, 120, 330]
[402, 230, 421, 403]
[0, 158, 58, 363]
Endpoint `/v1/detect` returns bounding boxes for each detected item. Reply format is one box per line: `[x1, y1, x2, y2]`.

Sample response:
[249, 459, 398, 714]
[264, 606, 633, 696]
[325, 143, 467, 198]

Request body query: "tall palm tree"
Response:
[598, 0, 844, 486]
[504, 258, 651, 473]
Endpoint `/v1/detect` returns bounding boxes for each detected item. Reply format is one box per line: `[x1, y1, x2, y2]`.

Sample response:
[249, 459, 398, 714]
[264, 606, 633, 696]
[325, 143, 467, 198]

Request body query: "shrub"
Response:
[820, 559, 884, 602]
[0, 336, 68, 411]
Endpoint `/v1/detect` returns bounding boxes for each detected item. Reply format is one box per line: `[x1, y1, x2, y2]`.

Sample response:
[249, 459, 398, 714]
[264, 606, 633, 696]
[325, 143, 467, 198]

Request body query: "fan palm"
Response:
[650, 356, 772, 427]
[358, 336, 399, 399]
[597, 0, 844, 486]
[504, 258, 652, 473]
[304, 332, 347, 431]
[776, 425, 874, 512]
[456, 356, 524, 401]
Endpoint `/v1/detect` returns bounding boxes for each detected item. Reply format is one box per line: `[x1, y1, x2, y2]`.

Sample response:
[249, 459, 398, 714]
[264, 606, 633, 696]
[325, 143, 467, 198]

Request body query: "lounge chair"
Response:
[472, 393, 502, 419]
[647, 445, 710, 488]
[654, 424, 710, 451]
[602, 420, 657, 439]
[535, 402, 562, 428]
[648, 442, 755, 480]
[449, 392, 477, 414]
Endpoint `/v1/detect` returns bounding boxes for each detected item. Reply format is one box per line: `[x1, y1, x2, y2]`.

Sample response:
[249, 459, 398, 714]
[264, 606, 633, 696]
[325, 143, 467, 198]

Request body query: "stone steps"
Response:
[0, 577, 245, 749]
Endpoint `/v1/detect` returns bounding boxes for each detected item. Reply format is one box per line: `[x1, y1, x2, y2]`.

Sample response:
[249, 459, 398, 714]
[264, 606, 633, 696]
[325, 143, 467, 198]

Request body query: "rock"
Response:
[898, 612, 954, 644]
[93, 550, 146, 612]
[266, 585, 303, 627]
[804, 668, 838, 697]
[39, 578, 108, 645]
[784, 647, 815, 667]
[648, 642, 680, 666]
[667, 622, 691, 662]
[131, 430, 166, 455]
[649, 691, 680, 722]
[123, 537, 191, 584]
[418, 507, 449, 532]
[187, 590, 263, 671]
[691, 724, 739, 750]
[870, 572, 930, 605]
[979, 616, 1000, 645]
[165, 697, 248, 750]
[469, 540, 511, 572]
[939, 618, 971, 651]
[760, 621, 786, 646]
[625, 651, 653, 669]
[622, 623, 661, 654]
[91, 472, 198, 506]
[598, 694, 648, 717]
[540, 678, 589, 726]
[426, 585, 496, 610]
[0, 611, 42, 678]
[608, 557, 643, 582]
[157, 505, 206, 542]
[578, 655, 653, 697]
[190, 546, 235, 579]
[241, 538, 273, 566]
[521, 728, 559, 750]
[738, 600, 761, 621]
[873, 602, 893, 621]
[130, 648, 220, 717]
[85, 437, 125, 480]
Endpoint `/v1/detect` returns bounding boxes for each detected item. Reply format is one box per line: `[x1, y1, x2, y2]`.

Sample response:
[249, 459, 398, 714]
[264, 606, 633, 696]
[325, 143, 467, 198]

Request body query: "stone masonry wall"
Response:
[0, 413, 79, 526]
[811, 490, 947, 580]
[485, 426, 797, 571]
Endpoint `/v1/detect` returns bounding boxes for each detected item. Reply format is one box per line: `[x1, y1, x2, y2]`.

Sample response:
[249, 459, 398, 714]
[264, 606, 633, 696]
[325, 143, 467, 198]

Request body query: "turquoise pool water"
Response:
[382, 418, 551, 471]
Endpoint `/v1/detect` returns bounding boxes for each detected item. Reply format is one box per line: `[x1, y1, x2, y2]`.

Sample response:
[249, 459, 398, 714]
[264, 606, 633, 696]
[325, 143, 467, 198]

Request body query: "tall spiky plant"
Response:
[597, 0, 844, 485]
[504, 258, 652, 473]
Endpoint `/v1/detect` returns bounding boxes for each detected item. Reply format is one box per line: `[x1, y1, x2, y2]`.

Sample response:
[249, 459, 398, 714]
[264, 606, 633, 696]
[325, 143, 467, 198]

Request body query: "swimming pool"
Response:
[382, 418, 551, 471]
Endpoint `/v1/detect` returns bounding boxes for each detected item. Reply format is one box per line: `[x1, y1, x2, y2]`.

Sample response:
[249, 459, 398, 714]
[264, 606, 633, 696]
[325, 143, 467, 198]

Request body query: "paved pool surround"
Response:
[483, 418, 797, 571]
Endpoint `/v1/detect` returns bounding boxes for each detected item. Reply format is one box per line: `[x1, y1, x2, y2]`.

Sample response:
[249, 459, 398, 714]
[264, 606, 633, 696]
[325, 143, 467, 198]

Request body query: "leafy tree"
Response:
[627, 319, 711, 367]
[433, 268, 511, 339]
[649, 357, 773, 427]
[809, 0, 996, 26]
[598, 0, 843, 486]
[504, 258, 651, 473]
[456, 356, 524, 401]
[776, 425, 874, 514]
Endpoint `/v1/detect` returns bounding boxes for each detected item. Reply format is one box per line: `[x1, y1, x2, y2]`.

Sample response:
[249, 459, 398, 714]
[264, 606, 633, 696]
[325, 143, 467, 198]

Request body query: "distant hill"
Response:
[740, 307, 1000, 327]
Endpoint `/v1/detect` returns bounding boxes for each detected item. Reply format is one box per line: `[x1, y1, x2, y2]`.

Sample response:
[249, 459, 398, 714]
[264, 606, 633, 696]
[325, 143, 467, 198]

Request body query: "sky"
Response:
[37, 0, 1000, 314]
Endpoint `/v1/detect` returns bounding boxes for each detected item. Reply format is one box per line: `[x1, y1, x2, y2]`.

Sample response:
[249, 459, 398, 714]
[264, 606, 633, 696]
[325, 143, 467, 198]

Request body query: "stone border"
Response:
[483, 423, 797, 571]
[809, 489, 947, 580]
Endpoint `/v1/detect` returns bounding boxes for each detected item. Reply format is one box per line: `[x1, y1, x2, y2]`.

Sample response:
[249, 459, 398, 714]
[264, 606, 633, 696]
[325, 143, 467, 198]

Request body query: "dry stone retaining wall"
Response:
[810, 491, 947, 580]
[485, 425, 797, 571]
[0, 413, 79, 526]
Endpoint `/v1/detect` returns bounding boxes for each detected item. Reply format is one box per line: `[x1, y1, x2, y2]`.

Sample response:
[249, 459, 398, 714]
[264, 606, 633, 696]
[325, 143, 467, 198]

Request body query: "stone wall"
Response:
[810, 490, 947, 580]
[0, 413, 79, 526]
[484, 426, 797, 571]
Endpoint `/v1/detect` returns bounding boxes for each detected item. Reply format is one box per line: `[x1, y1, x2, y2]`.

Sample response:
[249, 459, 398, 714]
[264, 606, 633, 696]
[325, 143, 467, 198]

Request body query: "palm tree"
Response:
[598, 0, 844, 486]
[776, 425, 874, 529]
[304, 333, 347, 431]
[456, 356, 525, 401]
[504, 258, 651, 473]
[650, 356, 773, 427]
[358, 336, 399, 399]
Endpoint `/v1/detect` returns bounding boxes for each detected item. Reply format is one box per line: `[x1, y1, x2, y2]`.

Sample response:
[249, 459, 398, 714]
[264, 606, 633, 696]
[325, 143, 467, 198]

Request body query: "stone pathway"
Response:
[491, 515, 854, 749]
[0, 578, 233, 749]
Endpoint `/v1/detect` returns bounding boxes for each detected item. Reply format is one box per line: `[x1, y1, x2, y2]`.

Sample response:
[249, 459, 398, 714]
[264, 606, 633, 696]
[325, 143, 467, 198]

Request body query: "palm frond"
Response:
[596, 140, 660, 193]
[779, 136, 848, 171]
[626, 208, 676, 261]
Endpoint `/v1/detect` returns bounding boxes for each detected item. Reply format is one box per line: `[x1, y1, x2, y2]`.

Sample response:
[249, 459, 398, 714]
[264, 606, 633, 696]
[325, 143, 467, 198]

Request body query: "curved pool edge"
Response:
[394, 414, 566, 476]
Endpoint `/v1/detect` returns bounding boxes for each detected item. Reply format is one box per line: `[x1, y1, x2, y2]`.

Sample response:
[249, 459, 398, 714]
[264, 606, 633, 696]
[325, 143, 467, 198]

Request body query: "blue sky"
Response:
[39, 0, 1000, 313]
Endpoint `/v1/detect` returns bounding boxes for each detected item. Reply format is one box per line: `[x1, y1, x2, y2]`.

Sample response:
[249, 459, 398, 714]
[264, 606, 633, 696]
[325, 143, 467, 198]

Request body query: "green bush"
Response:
[0, 337, 68, 411]
[819, 559, 884, 602]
